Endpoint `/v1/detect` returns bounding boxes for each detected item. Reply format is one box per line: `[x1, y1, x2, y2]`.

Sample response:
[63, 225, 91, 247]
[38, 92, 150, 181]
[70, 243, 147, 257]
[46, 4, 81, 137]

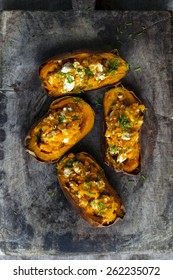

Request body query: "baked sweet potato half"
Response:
[39, 51, 128, 97]
[103, 85, 146, 175]
[57, 152, 125, 227]
[25, 97, 95, 163]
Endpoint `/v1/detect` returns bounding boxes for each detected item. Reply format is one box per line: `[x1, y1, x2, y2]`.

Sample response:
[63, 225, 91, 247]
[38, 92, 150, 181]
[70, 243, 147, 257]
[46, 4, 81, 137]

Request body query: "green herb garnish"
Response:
[74, 97, 81, 102]
[141, 174, 146, 180]
[67, 76, 74, 84]
[86, 182, 92, 188]
[108, 58, 120, 72]
[126, 22, 132, 26]
[58, 114, 66, 123]
[134, 67, 141, 72]
[137, 31, 143, 36]
[98, 202, 107, 216]
[65, 160, 73, 167]
[85, 68, 94, 77]
[12, 210, 17, 216]
[50, 191, 55, 198]
[76, 86, 85, 93]
[34, 129, 42, 141]
[126, 62, 131, 70]
[72, 115, 79, 120]
[109, 145, 117, 154]
[118, 114, 132, 130]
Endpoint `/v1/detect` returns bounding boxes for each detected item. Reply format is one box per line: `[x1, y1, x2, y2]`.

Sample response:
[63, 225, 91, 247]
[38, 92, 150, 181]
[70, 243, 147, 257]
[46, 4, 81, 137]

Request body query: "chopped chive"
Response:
[99, 202, 106, 209]
[116, 26, 120, 33]
[77, 68, 82, 72]
[108, 58, 120, 72]
[87, 84, 93, 89]
[85, 68, 94, 77]
[75, 88, 84, 93]
[65, 160, 73, 167]
[34, 129, 42, 141]
[67, 76, 74, 84]
[86, 182, 92, 188]
[128, 178, 135, 182]
[74, 97, 81, 102]
[134, 67, 141, 72]
[118, 114, 132, 130]
[141, 174, 146, 180]
[72, 115, 78, 120]
[109, 145, 117, 154]
[50, 191, 55, 198]
[58, 114, 66, 123]
[85, 5, 92, 10]
[12, 210, 17, 216]
[137, 31, 143, 36]
[126, 22, 133, 26]
[126, 62, 131, 70]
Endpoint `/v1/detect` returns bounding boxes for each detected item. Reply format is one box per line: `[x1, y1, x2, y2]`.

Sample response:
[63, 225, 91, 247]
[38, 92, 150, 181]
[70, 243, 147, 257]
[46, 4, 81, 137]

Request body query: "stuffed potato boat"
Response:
[57, 152, 125, 227]
[25, 97, 95, 162]
[39, 51, 128, 97]
[103, 85, 146, 175]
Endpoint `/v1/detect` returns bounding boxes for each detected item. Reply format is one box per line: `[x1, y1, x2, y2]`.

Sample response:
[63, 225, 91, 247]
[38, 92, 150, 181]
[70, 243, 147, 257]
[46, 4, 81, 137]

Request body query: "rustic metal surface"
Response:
[0, 11, 173, 259]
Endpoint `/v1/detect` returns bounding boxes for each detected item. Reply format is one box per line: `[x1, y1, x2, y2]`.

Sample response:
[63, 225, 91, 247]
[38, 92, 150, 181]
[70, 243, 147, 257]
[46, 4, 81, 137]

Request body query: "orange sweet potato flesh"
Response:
[103, 85, 146, 175]
[25, 97, 95, 163]
[57, 152, 125, 227]
[39, 51, 129, 97]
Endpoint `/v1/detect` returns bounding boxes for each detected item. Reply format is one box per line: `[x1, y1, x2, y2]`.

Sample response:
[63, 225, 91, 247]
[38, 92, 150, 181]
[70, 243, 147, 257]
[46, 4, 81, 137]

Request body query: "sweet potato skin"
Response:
[39, 50, 129, 97]
[103, 85, 146, 175]
[57, 152, 125, 227]
[25, 97, 95, 163]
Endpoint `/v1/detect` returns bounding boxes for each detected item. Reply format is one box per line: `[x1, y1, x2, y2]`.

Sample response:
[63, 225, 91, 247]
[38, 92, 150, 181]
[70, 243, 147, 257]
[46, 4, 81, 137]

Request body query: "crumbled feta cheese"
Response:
[105, 131, 111, 137]
[73, 61, 81, 68]
[73, 162, 81, 174]
[48, 114, 54, 120]
[64, 76, 75, 92]
[91, 200, 99, 210]
[89, 62, 103, 73]
[122, 133, 131, 140]
[64, 168, 71, 177]
[63, 138, 69, 143]
[97, 181, 105, 189]
[61, 62, 73, 73]
[117, 154, 126, 163]
[67, 107, 73, 112]
[96, 73, 106, 81]
[118, 94, 123, 99]
[103, 196, 110, 203]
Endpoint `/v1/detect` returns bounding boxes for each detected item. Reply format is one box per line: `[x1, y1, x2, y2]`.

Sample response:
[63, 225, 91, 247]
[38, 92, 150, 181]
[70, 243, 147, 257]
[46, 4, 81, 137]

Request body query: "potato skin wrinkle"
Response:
[57, 152, 125, 227]
[39, 52, 128, 96]
[25, 97, 95, 163]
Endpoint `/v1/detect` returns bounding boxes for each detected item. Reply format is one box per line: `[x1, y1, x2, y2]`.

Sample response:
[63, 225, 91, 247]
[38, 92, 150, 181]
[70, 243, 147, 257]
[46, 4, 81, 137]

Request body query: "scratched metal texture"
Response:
[0, 11, 173, 259]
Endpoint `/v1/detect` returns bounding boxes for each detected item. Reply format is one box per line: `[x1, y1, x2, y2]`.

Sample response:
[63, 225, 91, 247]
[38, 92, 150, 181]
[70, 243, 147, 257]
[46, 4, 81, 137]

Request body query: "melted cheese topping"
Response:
[58, 153, 119, 225]
[105, 93, 145, 170]
[32, 102, 83, 153]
